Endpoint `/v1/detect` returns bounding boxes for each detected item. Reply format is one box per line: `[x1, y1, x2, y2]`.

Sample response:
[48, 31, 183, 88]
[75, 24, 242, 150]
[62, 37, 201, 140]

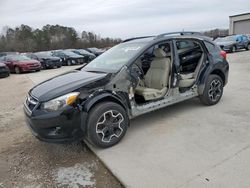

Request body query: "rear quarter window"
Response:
[204, 41, 219, 53]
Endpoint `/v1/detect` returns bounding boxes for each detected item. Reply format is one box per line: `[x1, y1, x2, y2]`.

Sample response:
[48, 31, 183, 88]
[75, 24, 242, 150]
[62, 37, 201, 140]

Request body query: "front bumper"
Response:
[20, 66, 41, 72]
[45, 60, 62, 68]
[23, 99, 86, 143]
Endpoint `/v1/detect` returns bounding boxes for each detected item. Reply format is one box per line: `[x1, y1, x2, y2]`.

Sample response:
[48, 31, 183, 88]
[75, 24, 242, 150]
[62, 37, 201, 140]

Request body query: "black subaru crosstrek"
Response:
[24, 32, 229, 148]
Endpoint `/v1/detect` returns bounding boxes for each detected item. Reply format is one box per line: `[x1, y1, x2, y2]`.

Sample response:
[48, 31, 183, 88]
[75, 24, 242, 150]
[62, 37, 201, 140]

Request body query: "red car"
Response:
[0, 55, 41, 74]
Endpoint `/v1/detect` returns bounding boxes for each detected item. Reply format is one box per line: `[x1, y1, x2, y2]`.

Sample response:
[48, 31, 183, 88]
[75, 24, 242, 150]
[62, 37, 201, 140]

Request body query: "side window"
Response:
[176, 40, 196, 50]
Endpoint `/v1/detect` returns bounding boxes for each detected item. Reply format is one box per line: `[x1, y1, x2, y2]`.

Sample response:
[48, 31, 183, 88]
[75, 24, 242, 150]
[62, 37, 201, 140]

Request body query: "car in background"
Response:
[51, 50, 85, 66]
[69, 49, 96, 62]
[214, 35, 250, 53]
[26, 52, 62, 69]
[0, 52, 19, 57]
[0, 55, 41, 74]
[0, 62, 10, 78]
[86, 47, 105, 56]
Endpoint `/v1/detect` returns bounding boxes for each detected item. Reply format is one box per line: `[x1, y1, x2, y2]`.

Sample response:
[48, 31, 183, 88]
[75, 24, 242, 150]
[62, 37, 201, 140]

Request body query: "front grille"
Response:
[0, 67, 6, 71]
[26, 95, 38, 111]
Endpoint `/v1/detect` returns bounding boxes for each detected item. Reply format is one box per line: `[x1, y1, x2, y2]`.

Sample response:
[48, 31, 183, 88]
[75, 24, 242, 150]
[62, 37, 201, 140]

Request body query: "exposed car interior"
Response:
[132, 43, 172, 103]
[176, 40, 204, 88]
[132, 40, 205, 104]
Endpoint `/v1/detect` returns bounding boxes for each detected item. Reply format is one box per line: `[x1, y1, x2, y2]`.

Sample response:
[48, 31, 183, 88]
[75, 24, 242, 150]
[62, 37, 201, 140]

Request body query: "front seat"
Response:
[136, 48, 171, 101]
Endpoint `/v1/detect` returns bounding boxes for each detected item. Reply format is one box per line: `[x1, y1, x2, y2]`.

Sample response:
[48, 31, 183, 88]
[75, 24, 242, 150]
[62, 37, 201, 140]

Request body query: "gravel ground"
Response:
[0, 72, 123, 188]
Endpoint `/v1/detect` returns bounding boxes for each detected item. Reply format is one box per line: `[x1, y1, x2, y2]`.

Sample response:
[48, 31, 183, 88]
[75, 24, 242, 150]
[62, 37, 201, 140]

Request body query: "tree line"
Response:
[0, 24, 122, 53]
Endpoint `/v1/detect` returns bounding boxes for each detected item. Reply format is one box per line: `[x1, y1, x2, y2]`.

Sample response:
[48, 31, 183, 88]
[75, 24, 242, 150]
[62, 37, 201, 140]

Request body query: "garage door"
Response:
[233, 19, 250, 34]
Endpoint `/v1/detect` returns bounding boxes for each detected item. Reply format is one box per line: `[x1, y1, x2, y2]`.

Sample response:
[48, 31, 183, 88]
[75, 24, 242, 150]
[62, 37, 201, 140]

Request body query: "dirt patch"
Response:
[0, 74, 123, 188]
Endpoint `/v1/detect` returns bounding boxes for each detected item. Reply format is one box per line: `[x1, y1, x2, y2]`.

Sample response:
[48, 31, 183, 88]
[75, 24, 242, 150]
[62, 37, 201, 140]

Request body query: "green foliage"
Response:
[0, 24, 121, 52]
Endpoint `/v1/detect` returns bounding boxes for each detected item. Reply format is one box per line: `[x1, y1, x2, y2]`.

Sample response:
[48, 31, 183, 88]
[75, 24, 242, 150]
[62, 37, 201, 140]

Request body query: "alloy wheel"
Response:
[96, 110, 124, 143]
[208, 79, 222, 102]
[15, 66, 20, 74]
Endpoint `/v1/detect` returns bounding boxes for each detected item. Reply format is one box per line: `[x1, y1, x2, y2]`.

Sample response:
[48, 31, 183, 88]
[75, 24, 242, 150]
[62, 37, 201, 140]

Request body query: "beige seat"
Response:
[179, 54, 204, 88]
[135, 48, 171, 101]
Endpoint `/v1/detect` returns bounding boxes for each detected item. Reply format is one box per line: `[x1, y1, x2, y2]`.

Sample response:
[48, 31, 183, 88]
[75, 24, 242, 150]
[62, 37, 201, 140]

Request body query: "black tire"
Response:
[199, 74, 224, 106]
[86, 102, 128, 148]
[230, 46, 236, 53]
[246, 44, 250, 51]
[14, 66, 21, 74]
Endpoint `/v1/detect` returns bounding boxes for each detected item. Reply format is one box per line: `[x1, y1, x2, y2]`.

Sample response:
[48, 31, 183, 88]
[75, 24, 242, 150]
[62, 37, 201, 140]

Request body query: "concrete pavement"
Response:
[26, 51, 250, 188]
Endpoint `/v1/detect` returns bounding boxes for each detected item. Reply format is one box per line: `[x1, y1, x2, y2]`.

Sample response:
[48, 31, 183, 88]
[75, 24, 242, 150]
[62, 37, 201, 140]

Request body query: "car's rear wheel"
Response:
[14, 66, 21, 74]
[86, 102, 128, 148]
[199, 74, 224, 106]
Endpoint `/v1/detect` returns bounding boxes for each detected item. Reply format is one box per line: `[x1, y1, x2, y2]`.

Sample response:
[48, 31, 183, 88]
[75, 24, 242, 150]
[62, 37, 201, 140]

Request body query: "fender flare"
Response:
[197, 66, 226, 95]
[82, 92, 127, 113]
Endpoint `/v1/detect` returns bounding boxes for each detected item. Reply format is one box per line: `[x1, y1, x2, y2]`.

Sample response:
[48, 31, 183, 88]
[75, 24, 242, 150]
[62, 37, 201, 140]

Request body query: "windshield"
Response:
[35, 52, 53, 58]
[62, 51, 80, 56]
[77, 49, 92, 55]
[83, 42, 146, 72]
[7, 55, 31, 61]
[215, 36, 236, 42]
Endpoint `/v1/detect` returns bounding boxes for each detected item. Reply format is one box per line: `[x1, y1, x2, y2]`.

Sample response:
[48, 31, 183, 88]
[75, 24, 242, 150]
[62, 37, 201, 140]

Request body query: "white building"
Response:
[229, 13, 250, 35]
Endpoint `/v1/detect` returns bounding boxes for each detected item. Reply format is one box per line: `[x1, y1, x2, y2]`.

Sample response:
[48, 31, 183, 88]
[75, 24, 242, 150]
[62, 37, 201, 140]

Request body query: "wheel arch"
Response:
[210, 69, 225, 85]
[198, 68, 226, 95]
[83, 92, 127, 113]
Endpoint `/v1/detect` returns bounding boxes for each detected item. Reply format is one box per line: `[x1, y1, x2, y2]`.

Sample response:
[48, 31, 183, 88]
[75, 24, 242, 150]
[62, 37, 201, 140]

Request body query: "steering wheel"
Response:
[130, 63, 145, 88]
[131, 63, 144, 79]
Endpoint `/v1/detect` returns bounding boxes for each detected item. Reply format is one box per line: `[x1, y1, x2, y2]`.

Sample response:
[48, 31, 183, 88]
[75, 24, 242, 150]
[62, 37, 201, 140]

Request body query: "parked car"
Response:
[26, 52, 62, 69]
[0, 62, 10, 78]
[214, 35, 250, 53]
[86, 47, 105, 56]
[52, 50, 85, 66]
[24, 32, 229, 148]
[0, 52, 19, 57]
[69, 49, 96, 62]
[0, 55, 41, 74]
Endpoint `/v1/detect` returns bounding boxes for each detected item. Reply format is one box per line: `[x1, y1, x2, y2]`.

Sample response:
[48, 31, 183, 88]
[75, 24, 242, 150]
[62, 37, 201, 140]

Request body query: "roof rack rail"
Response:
[155, 31, 203, 39]
[122, 36, 155, 43]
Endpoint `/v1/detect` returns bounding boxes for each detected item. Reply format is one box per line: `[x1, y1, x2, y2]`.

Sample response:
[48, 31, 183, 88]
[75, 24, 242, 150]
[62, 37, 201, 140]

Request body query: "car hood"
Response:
[30, 70, 107, 102]
[215, 41, 235, 46]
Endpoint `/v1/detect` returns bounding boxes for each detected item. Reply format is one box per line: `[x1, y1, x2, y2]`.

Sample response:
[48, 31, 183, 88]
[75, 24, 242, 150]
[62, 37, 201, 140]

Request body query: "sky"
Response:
[0, 0, 249, 39]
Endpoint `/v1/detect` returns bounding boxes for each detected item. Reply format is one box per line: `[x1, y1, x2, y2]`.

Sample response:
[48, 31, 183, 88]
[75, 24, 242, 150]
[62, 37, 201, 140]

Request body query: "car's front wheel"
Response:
[199, 74, 224, 106]
[86, 102, 128, 148]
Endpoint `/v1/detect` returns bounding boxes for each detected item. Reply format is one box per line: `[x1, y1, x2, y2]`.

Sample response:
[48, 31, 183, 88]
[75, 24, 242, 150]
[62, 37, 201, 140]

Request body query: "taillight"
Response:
[220, 50, 227, 59]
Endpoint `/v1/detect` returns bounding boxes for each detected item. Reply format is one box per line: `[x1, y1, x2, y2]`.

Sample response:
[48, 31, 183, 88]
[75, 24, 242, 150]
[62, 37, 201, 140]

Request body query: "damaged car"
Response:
[24, 32, 229, 148]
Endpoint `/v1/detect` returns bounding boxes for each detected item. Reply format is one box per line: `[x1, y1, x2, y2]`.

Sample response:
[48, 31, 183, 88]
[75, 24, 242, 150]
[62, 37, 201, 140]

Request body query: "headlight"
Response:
[41, 92, 80, 111]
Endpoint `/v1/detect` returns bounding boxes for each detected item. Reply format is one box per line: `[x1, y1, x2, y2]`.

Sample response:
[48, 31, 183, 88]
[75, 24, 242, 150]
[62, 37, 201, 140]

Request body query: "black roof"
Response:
[123, 31, 213, 44]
